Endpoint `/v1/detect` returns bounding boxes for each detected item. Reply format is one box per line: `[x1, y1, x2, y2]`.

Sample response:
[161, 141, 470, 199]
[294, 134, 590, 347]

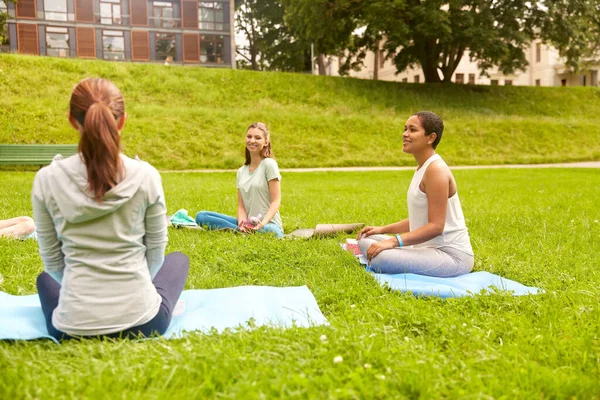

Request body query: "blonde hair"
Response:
[244, 122, 274, 165]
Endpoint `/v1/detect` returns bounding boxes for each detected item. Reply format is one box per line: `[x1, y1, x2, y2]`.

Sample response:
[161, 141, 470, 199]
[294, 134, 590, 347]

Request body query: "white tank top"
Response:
[407, 154, 473, 255]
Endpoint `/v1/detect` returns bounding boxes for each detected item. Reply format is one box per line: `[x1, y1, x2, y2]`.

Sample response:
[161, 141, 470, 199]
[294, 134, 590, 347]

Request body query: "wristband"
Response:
[395, 234, 404, 247]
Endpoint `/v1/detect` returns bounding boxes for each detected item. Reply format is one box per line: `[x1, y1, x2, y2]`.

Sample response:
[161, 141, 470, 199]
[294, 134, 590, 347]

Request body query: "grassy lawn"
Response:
[2, 54, 600, 169]
[1, 168, 599, 398]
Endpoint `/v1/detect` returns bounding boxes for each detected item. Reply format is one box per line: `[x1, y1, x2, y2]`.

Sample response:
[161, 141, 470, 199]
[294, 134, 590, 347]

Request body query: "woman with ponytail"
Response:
[32, 78, 189, 340]
[195, 122, 283, 238]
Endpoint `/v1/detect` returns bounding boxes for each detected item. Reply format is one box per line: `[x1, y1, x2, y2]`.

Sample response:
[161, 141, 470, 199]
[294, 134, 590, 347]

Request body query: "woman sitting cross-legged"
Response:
[195, 122, 283, 238]
[33, 78, 189, 341]
[357, 111, 474, 278]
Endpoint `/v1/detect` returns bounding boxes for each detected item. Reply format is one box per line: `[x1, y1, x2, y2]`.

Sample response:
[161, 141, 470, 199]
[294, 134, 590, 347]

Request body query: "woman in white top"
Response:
[195, 122, 283, 238]
[357, 111, 474, 277]
[34, 78, 189, 340]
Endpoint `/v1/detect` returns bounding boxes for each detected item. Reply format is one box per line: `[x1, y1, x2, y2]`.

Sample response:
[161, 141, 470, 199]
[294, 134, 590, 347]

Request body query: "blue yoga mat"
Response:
[0, 285, 327, 343]
[372, 271, 543, 298]
[352, 254, 542, 298]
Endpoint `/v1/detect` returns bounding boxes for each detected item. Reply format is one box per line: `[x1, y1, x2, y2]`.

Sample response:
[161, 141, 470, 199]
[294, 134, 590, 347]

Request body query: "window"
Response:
[46, 26, 69, 57]
[581, 75, 586, 86]
[561, 79, 567, 87]
[100, 0, 122, 24]
[468, 74, 475, 85]
[402, 78, 408, 83]
[102, 30, 125, 60]
[455, 73, 464, 84]
[536, 43, 541, 63]
[491, 80, 498, 85]
[535, 79, 541, 86]
[153, 1, 177, 28]
[414, 75, 420, 83]
[504, 80, 513, 86]
[44, 0, 68, 21]
[200, 34, 224, 63]
[199, 2, 224, 30]
[591, 70, 598, 86]
[155, 32, 176, 62]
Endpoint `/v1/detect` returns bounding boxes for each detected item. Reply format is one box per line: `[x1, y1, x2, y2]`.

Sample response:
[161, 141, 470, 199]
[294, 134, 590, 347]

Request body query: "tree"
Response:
[283, 0, 361, 75]
[339, 0, 600, 83]
[235, 0, 599, 79]
[235, 0, 312, 72]
[235, 0, 270, 70]
[540, 0, 600, 72]
[1, 0, 16, 46]
[344, 0, 541, 83]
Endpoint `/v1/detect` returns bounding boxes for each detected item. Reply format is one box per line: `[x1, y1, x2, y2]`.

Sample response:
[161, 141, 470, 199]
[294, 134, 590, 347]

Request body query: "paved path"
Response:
[161, 161, 600, 173]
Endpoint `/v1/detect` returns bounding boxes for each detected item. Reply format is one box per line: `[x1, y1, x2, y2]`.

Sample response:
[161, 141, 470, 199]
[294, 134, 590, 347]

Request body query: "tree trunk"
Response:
[421, 61, 442, 83]
[303, 48, 312, 73]
[439, 46, 465, 82]
[250, 47, 259, 70]
[441, 71, 452, 83]
[249, 22, 259, 71]
[317, 54, 327, 75]
[373, 41, 380, 80]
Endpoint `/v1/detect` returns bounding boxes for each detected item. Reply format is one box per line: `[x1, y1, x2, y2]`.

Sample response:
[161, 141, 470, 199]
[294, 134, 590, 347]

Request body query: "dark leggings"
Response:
[37, 252, 190, 341]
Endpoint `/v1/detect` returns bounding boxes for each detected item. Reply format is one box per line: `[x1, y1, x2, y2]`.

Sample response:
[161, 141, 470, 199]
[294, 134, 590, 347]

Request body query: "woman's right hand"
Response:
[357, 226, 381, 240]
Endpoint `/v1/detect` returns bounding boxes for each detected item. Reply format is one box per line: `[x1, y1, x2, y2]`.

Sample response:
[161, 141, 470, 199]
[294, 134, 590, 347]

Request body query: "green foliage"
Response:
[0, 0, 15, 46]
[339, 0, 600, 82]
[0, 14, 6, 46]
[235, 0, 311, 72]
[540, 0, 600, 72]
[344, 0, 538, 82]
[234, 0, 359, 74]
[1, 54, 600, 170]
[234, 0, 600, 81]
[1, 168, 599, 398]
[283, 0, 360, 74]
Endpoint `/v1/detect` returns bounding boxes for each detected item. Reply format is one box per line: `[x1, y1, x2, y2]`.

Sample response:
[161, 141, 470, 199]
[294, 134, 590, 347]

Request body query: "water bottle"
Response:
[244, 214, 263, 228]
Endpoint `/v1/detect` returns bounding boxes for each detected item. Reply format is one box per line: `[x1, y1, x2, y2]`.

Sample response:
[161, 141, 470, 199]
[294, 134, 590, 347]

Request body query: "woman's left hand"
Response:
[366, 239, 396, 262]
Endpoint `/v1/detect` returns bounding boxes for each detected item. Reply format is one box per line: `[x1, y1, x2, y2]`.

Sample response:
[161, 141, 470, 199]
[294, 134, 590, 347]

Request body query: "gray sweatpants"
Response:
[358, 235, 474, 277]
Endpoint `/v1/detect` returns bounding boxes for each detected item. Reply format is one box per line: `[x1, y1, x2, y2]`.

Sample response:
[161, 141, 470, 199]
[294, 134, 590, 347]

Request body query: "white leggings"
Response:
[358, 235, 474, 277]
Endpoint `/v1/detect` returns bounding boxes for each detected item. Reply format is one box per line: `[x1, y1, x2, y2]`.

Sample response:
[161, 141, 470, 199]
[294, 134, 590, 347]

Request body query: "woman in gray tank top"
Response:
[357, 111, 474, 277]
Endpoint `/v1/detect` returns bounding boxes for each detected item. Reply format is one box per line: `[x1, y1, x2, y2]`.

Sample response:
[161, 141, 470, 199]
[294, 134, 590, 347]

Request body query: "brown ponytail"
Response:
[69, 78, 125, 202]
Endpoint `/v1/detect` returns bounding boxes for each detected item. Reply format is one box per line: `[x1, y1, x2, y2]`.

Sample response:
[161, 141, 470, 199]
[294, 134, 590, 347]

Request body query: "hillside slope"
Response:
[1, 54, 599, 169]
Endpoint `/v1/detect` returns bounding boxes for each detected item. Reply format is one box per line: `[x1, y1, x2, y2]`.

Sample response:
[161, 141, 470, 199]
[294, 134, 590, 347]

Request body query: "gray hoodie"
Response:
[32, 153, 167, 336]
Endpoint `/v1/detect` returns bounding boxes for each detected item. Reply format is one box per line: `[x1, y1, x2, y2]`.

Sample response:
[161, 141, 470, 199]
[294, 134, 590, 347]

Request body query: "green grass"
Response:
[1, 54, 600, 170]
[1, 168, 599, 398]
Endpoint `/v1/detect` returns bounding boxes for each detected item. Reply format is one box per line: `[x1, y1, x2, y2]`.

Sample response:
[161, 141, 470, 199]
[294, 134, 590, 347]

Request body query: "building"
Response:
[322, 41, 599, 87]
[1, 0, 235, 67]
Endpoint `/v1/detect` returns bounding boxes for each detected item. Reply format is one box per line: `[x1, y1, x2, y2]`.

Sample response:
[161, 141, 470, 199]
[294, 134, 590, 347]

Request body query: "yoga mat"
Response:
[343, 243, 542, 298]
[0, 285, 327, 343]
[285, 223, 365, 238]
[372, 271, 543, 298]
